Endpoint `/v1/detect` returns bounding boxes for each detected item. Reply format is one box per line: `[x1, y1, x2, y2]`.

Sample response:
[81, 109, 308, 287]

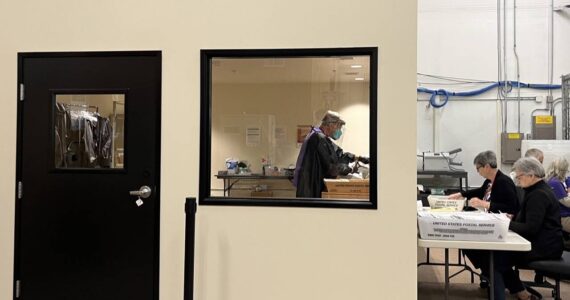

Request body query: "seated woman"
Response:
[495, 157, 564, 300]
[546, 157, 570, 234]
[449, 150, 520, 291]
[449, 150, 519, 214]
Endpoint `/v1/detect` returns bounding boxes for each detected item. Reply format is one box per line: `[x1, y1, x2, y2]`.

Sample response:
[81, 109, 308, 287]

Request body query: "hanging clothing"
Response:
[83, 118, 97, 165]
[96, 116, 113, 167]
[54, 129, 64, 167]
[55, 103, 69, 167]
[54, 104, 113, 168]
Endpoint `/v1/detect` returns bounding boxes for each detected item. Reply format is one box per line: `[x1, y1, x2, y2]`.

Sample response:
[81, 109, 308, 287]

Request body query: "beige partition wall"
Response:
[0, 0, 418, 299]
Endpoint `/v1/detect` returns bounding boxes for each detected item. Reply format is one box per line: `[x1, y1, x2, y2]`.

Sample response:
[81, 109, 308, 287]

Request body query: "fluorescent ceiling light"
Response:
[355, 77, 365, 81]
[351, 64, 363, 69]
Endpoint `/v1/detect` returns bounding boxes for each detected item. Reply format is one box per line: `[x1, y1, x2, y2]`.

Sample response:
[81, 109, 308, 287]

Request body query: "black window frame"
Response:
[199, 47, 378, 209]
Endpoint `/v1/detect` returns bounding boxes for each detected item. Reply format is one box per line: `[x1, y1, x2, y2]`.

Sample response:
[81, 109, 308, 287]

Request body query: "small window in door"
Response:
[54, 94, 125, 169]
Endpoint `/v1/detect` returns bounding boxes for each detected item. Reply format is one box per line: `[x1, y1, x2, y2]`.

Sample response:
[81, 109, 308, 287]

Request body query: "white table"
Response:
[418, 231, 531, 300]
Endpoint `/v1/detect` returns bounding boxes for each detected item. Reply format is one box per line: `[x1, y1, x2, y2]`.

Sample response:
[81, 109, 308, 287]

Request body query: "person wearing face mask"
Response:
[293, 111, 369, 198]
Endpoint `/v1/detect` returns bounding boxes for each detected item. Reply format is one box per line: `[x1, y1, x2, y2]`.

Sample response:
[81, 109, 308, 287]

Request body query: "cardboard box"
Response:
[323, 179, 369, 193]
[251, 191, 273, 197]
[427, 195, 466, 211]
[417, 211, 510, 242]
[321, 192, 369, 200]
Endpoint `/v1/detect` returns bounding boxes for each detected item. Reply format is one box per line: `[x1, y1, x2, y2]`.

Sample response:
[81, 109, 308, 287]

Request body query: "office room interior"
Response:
[1, 0, 570, 299]
[417, 1, 570, 299]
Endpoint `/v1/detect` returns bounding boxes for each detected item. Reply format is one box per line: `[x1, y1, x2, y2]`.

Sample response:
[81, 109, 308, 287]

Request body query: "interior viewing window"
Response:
[200, 47, 377, 208]
[54, 93, 125, 170]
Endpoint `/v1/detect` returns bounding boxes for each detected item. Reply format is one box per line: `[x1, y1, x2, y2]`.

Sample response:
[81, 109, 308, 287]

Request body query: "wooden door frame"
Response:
[14, 51, 162, 300]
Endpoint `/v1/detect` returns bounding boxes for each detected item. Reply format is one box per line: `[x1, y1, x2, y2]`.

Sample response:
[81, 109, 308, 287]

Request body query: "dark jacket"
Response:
[295, 130, 354, 198]
[509, 180, 564, 261]
[462, 170, 519, 215]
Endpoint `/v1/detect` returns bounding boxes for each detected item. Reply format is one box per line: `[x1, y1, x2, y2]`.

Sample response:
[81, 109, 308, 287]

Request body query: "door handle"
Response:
[129, 185, 152, 199]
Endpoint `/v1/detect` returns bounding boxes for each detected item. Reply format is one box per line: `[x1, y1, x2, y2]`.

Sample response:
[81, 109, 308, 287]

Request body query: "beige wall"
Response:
[212, 82, 312, 177]
[0, 0, 418, 299]
[211, 81, 369, 190]
[210, 81, 369, 198]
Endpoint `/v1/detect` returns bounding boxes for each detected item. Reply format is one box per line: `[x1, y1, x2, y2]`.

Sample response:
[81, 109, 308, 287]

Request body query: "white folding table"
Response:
[418, 231, 531, 300]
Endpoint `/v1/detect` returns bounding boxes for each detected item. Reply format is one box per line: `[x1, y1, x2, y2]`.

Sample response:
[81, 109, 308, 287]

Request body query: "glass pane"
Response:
[209, 55, 371, 200]
[54, 94, 125, 169]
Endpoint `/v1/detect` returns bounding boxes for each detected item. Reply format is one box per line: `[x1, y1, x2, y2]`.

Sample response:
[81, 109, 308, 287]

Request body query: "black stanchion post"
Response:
[184, 197, 197, 300]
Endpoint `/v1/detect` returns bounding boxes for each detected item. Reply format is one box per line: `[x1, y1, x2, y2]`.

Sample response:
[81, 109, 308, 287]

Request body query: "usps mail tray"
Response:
[427, 195, 466, 211]
[418, 211, 510, 242]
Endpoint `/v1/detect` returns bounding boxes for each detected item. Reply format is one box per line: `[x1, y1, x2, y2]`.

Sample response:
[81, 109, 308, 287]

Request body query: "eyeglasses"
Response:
[515, 174, 532, 180]
[476, 165, 483, 172]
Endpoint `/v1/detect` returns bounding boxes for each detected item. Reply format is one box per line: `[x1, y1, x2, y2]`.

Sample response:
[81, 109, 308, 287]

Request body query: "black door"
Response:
[15, 52, 161, 300]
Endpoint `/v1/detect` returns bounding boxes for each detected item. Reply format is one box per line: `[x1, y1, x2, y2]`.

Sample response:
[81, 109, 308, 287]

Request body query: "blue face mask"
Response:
[331, 129, 342, 140]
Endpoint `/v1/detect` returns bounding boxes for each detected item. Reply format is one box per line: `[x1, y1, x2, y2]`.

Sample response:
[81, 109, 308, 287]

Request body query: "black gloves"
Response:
[351, 164, 359, 174]
[357, 156, 370, 164]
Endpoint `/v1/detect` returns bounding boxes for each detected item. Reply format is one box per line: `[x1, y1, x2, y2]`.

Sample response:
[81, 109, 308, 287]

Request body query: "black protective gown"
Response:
[296, 131, 355, 198]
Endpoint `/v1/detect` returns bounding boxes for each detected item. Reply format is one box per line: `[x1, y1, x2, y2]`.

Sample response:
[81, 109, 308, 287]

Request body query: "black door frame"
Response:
[14, 51, 162, 300]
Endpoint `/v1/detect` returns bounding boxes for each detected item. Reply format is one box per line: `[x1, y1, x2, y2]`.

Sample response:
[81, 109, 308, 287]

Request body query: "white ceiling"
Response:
[212, 56, 370, 84]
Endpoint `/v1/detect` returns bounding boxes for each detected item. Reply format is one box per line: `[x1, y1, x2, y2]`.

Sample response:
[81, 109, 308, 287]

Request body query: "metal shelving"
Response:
[562, 74, 570, 139]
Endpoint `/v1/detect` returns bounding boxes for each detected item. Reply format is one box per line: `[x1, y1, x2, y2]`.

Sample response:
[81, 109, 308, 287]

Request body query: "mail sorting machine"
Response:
[417, 149, 476, 287]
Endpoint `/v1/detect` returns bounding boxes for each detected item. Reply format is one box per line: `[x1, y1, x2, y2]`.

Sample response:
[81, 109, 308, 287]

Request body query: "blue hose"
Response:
[417, 81, 561, 108]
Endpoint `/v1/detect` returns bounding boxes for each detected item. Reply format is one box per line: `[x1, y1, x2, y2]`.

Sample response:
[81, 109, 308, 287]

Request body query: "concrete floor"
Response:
[417, 247, 570, 299]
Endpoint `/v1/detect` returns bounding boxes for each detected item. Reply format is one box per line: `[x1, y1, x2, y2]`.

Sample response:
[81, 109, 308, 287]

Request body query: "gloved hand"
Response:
[358, 156, 370, 164]
[351, 163, 359, 174]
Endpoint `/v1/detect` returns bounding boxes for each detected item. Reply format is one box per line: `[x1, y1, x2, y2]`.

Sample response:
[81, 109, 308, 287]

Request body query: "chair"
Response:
[517, 251, 570, 300]
[513, 187, 570, 299]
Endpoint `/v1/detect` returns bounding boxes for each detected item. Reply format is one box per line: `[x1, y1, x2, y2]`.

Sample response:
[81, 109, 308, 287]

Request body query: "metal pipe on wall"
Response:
[514, 0, 522, 132]
[549, 0, 555, 99]
[417, 97, 537, 102]
[497, 0, 504, 133]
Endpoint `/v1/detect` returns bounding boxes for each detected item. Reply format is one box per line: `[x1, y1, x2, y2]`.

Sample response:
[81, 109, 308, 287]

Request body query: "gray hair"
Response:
[513, 157, 546, 178]
[320, 110, 345, 126]
[525, 148, 544, 163]
[473, 151, 497, 169]
[546, 157, 569, 181]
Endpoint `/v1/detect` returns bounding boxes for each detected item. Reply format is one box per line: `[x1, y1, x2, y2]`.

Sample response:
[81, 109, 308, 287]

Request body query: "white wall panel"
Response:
[418, 0, 570, 187]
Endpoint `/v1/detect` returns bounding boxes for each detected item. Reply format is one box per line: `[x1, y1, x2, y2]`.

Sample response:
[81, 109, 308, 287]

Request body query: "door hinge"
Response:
[19, 84, 24, 101]
[17, 181, 23, 199]
[15, 279, 21, 298]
